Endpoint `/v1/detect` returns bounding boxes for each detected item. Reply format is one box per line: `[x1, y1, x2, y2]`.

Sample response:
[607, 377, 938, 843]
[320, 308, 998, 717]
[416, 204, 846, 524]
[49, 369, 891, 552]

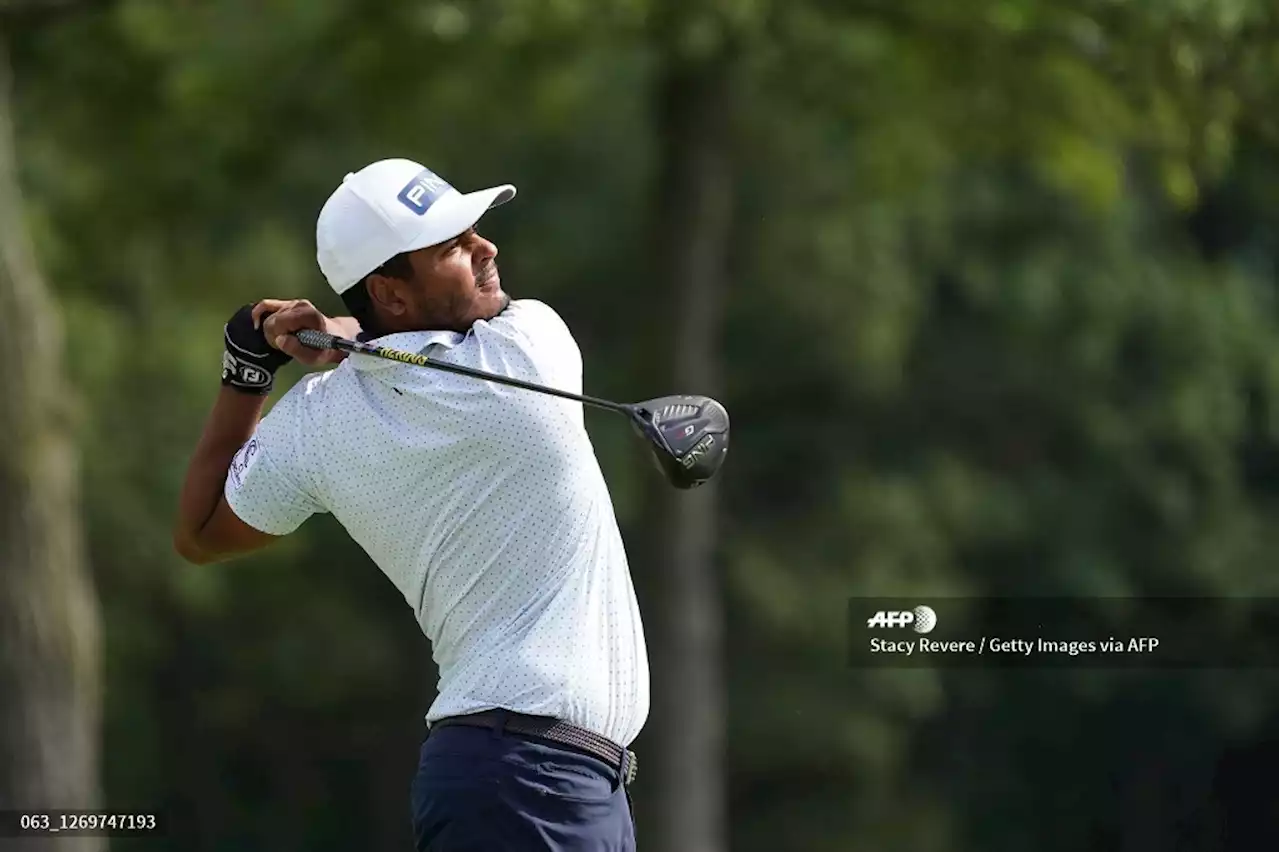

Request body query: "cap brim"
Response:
[405, 184, 516, 253]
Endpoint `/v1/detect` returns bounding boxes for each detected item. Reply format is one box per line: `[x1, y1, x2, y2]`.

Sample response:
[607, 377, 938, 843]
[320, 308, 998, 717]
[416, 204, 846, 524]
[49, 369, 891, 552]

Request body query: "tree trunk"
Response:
[635, 15, 735, 852]
[0, 37, 102, 852]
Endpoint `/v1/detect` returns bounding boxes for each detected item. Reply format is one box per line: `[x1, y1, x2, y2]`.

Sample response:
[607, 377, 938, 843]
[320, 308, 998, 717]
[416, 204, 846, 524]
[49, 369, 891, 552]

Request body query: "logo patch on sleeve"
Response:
[228, 438, 261, 490]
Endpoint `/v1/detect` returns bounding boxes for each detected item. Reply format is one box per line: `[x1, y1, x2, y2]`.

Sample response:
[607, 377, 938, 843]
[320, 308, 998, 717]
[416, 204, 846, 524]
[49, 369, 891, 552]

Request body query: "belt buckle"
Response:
[622, 749, 638, 786]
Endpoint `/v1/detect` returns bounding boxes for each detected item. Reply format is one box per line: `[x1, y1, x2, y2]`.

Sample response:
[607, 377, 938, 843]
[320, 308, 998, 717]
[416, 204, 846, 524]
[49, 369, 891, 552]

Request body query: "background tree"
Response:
[0, 32, 102, 852]
[630, 1, 740, 848]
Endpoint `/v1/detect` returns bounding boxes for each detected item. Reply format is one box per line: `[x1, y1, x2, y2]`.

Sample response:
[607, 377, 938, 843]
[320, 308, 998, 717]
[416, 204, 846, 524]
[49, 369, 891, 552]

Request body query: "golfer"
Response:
[174, 158, 647, 851]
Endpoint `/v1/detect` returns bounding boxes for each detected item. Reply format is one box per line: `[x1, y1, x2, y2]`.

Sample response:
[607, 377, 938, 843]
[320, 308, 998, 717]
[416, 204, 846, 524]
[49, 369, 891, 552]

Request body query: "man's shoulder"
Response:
[485, 299, 577, 349]
[263, 368, 342, 424]
[499, 299, 571, 331]
[481, 299, 582, 383]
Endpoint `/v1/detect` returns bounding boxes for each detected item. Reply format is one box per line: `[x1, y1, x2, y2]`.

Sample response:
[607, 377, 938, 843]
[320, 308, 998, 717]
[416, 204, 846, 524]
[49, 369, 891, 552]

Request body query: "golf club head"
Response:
[628, 395, 730, 489]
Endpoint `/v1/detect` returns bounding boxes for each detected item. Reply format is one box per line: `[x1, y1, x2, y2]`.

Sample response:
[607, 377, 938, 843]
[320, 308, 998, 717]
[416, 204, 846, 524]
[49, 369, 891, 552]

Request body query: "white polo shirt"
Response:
[224, 299, 650, 746]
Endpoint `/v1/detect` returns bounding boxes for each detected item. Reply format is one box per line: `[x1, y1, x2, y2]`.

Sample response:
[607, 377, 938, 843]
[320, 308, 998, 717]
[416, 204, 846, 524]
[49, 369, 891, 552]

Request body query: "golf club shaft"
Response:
[295, 329, 631, 415]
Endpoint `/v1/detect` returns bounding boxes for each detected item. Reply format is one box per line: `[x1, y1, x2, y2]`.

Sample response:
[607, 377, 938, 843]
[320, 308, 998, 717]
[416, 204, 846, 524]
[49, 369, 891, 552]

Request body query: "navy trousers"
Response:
[411, 715, 637, 851]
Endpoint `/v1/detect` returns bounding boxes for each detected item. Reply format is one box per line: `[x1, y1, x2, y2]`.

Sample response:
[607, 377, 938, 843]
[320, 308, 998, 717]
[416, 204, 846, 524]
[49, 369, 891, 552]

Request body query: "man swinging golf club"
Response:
[174, 158, 678, 850]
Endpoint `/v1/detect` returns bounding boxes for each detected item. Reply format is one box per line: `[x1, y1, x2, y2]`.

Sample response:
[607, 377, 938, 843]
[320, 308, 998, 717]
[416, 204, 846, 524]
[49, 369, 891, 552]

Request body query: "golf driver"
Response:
[294, 329, 730, 489]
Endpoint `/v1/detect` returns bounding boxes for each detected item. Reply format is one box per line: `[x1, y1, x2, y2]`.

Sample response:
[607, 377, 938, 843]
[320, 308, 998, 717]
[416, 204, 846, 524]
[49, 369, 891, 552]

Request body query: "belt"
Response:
[431, 709, 638, 786]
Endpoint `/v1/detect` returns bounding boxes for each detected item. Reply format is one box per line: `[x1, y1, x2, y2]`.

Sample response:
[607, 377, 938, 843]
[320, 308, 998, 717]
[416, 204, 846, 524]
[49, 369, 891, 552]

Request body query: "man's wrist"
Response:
[221, 350, 276, 394]
[223, 303, 292, 393]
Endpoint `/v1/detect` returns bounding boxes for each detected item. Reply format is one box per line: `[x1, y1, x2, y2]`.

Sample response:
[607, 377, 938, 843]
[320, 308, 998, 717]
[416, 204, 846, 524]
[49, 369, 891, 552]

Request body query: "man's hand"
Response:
[223, 304, 293, 394]
[253, 299, 357, 366]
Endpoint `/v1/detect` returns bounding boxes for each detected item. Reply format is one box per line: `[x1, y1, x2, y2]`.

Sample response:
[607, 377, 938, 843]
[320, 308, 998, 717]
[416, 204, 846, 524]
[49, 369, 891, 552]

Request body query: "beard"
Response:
[431, 281, 509, 332]
[474, 262, 509, 320]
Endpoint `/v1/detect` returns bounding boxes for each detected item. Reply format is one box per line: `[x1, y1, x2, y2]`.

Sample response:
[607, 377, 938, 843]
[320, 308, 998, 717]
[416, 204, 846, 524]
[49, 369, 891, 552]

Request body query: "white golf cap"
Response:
[316, 158, 516, 295]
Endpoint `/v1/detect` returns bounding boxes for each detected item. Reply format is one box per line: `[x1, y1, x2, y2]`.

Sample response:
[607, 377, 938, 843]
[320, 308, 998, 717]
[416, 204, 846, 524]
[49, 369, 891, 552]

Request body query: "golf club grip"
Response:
[295, 329, 337, 350]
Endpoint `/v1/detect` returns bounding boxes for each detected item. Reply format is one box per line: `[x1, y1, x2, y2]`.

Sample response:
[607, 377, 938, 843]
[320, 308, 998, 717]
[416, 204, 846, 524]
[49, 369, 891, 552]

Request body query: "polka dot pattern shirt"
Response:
[224, 300, 650, 745]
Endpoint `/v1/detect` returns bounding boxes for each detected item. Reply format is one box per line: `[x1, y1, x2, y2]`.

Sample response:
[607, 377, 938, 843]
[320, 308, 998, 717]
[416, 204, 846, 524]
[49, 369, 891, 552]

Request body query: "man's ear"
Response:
[367, 274, 410, 317]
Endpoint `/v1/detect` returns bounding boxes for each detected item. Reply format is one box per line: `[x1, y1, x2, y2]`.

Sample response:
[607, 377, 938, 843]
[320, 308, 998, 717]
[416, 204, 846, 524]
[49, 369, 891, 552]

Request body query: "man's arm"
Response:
[173, 389, 276, 564]
[173, 299, 352, 565]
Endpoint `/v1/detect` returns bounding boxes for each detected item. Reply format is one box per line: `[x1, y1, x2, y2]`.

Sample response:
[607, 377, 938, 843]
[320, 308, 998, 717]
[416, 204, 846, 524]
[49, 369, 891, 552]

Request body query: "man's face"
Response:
[400, 227, 508, 332]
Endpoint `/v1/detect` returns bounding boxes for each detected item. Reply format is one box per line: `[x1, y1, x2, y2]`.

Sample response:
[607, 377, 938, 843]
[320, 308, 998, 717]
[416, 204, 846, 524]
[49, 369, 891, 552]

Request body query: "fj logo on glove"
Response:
[222, 303, 292, 395]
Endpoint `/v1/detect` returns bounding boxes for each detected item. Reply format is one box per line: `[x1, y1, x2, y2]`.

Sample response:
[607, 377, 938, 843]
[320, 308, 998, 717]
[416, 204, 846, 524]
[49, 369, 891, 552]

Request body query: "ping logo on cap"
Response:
[397, 168, 453, 215]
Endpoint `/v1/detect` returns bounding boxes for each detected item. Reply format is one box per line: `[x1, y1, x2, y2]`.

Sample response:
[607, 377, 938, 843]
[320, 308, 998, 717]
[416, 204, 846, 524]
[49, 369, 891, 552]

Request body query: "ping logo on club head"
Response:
[679, 434, 715, 468]
[866, 605, 938, 633]
[397, 169, 453, 215]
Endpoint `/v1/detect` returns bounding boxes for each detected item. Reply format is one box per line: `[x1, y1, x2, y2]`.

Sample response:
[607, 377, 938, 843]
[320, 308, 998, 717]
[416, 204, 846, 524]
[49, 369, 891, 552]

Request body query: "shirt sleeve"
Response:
[224, 378, 327, 535]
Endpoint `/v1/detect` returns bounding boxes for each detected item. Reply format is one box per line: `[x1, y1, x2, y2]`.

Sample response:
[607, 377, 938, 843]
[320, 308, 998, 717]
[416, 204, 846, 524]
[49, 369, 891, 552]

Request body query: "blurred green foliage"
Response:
[7, 0, 1276, 849]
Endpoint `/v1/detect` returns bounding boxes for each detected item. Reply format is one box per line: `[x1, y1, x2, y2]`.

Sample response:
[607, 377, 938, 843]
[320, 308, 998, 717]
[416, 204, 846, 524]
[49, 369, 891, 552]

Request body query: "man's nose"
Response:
[474, 233, 498, 261]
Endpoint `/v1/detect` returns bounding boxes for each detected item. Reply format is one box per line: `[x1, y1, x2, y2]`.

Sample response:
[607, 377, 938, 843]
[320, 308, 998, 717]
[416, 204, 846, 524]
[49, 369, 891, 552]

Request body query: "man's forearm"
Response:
[174, 388, 266, 558]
